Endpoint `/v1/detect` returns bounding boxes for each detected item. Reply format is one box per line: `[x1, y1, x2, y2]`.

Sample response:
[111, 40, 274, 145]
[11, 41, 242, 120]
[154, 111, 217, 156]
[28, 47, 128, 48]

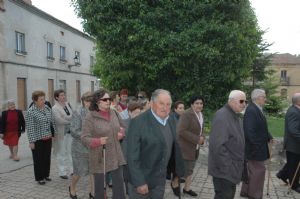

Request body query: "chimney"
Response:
[23, 0, 32, 5]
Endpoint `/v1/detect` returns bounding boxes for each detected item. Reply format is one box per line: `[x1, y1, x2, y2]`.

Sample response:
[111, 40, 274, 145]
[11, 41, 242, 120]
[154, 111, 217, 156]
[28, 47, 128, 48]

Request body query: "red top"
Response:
[99, 110, 110, 121]
[118, 102, 127, 110]
[6, 110, 18, 132]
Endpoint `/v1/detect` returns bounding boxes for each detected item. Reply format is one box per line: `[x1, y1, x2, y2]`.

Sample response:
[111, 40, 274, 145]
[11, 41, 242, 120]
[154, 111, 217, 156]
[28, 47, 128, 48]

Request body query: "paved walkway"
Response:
[1, 134, 300, 199]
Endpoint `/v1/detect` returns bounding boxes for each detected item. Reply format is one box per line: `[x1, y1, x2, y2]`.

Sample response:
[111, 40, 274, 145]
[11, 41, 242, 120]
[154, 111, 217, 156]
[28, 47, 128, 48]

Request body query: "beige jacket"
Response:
[81, 109, 126, 174]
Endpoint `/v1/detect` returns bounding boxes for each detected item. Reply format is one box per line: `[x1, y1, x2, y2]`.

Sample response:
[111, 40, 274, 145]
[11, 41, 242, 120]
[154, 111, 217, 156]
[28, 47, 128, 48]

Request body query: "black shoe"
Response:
[89, 193, 95, 199]
[69, 186, 78, 199]
[171, 183, 180, 196]
[38, 180, 46, 185]
[60, 175, 69, 179]
[292, 186, 300, 193]
[276, 172, 288, 184]
[45, 177, 52, 181]
[183, 189, 198, 197]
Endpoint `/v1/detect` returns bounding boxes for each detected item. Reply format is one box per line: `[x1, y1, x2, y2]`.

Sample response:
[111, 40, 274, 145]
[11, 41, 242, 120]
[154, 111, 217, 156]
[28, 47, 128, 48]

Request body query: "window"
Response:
[90, 56, 94, 68]
[0, 0, 5, 11]
[281, 88, 287, 98]
[91, 81, 95, 92]
[76, 80, 81, 103]
[280, 70, 287, 81]
[75, 51, 80, 64]
[60, 46, 66, 62]
[15, 31, 26, 55]
[58, 80, 66, 91]
[47, 42, 54, 60]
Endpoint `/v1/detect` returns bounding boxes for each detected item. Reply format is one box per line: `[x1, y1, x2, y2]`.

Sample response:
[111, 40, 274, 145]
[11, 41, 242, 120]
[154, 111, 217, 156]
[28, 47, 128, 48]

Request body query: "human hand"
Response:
[199, 136, 205, 145]
[29, 143, 35, 150]
[117, 127, 125, 140]
[137, 184, 149, 195]
[100, 137, 108, 145]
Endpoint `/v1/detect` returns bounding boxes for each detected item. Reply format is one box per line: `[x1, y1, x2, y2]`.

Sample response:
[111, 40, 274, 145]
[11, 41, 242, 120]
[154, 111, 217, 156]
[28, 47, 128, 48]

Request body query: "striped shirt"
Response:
[26, 104, 56, 143]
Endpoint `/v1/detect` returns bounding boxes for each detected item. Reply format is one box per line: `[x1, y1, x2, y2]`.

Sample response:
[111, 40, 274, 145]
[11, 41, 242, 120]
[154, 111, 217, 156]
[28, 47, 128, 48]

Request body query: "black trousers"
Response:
[286, 151, 300, 188]
[94, 167, 125, 199]
[213, 177, 236, 199]
[31, 139, 52, 181]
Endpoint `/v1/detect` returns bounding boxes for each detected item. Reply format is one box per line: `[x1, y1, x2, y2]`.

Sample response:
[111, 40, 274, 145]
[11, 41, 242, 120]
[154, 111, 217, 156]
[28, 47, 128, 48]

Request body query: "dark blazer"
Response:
[127, 109, 184, 189]
[0, 110, 25, 137]
[244, 102, 272, 161]
[177, 108, 203, 160]
[284, 105, 300, 154]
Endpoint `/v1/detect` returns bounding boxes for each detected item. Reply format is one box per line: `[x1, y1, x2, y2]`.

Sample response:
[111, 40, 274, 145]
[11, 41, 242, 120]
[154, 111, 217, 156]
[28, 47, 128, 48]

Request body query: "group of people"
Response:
[1, 87, 300, 199]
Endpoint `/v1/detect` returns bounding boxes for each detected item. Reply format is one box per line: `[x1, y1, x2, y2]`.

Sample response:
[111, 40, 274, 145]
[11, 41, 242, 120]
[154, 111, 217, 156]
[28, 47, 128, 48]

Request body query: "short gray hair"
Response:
[292, 93, 300, 105]
[228, 90, 245, 102]
[151, 89, 172, 103]
[251, 89, 265, 101]
[7, 99, 15, 105]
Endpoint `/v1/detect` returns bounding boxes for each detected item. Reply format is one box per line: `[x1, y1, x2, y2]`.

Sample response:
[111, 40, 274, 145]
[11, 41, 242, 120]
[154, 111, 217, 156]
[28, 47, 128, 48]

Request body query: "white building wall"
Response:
[0, 0, 98, 109]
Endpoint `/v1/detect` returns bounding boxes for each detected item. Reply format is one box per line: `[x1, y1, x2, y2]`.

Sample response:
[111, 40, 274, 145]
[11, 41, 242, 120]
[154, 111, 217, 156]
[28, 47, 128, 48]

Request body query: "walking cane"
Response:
[267, 142, 273, 196]
[103, 144, 107, 199]
[288, 160, 300, 194]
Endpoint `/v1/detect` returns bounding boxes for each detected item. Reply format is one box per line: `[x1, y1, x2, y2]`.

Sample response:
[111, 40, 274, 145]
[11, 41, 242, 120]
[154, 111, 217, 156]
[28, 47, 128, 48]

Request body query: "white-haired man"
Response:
[208, 90, 247, 199]
[127, 89, 184, 198]
[240, 89, 273, 199]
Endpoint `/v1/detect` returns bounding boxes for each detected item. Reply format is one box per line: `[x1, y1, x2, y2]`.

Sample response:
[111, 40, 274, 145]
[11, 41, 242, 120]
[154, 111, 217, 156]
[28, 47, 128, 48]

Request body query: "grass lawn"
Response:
[267, 116, 284, 137]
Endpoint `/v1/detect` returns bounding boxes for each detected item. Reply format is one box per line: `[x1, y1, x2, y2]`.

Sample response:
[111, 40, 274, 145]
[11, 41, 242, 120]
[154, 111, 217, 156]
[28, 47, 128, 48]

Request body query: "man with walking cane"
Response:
[283, 93, 300, 193]
[127, 89, 184, 198]
[240, 89, 273, 199]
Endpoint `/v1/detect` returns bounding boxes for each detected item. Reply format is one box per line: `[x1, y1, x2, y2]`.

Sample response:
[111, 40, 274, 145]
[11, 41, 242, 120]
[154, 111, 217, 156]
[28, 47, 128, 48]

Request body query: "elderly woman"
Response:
[82, 88, 126, 199]
[177, 95, 205, 197]
[26, 91, 56, 185]
[69, 91, 94, 199]
[52, 89, 73, 179]
[0, 100, 25, 161]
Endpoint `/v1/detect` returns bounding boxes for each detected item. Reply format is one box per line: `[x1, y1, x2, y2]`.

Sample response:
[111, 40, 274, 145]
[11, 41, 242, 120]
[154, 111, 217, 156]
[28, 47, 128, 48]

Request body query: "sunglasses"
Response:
[239, 99, 248, 104]
[100, 98, 112, 102]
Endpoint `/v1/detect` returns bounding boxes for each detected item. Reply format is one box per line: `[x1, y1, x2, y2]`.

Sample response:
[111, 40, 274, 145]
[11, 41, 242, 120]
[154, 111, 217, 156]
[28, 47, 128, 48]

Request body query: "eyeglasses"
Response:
[239, 99, 248, 104]
[100, 98, 112, 102]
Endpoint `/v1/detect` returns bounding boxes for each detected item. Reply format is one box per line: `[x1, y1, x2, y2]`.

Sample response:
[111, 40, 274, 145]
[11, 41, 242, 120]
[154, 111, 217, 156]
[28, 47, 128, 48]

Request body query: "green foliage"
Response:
[267, 115, 284, 137]
[72, 0, 264, 108]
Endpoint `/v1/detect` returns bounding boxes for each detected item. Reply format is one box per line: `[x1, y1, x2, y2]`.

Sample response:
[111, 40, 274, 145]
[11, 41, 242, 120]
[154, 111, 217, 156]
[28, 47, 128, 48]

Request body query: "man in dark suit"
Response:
[127, 89, 184, 199]
[283, 93, 300, 193]
[240, 89, 273, 199]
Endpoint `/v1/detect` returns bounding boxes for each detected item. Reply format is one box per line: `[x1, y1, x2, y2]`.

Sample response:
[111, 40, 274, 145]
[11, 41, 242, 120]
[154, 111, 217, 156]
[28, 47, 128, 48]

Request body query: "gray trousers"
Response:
[241, 160, 266, 199]
[128, 181, 165, 199]
[94, 166, 125, 199]
[213, 177, 236, 199]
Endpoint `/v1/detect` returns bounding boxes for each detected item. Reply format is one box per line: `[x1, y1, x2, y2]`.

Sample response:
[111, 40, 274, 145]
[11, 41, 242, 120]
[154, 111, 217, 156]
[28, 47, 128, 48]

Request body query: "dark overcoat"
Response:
[284, 105, 300, 154]
[126, 109, 184, 189]
[244, 103, 272, 161]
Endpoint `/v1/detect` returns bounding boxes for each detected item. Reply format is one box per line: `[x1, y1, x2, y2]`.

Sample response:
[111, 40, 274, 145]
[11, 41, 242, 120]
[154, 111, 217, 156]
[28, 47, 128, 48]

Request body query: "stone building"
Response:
[269, 53, 300, 100]
[0, 0, 98, 110]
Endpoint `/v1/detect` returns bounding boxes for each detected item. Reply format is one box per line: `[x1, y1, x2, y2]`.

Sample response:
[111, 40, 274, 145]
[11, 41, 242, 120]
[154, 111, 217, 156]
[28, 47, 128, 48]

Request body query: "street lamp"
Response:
[68, 55, 80, 69]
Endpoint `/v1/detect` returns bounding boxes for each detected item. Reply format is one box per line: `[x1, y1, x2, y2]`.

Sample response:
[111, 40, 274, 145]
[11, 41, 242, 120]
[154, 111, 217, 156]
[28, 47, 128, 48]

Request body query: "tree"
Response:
[72, 0, 264, 108]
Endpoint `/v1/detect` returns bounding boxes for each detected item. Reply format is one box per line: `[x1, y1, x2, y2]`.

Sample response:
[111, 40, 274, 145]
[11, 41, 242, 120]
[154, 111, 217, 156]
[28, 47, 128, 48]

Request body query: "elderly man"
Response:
[283, 93, 300, 193]
[240, 89, 273, 199]
[127, 89, 184, 199]
[208, 90, 247, 199]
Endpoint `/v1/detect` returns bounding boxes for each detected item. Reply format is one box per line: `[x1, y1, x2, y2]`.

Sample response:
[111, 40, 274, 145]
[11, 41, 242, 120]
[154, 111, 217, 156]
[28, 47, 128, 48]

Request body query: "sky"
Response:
[32, 0, 300, 55]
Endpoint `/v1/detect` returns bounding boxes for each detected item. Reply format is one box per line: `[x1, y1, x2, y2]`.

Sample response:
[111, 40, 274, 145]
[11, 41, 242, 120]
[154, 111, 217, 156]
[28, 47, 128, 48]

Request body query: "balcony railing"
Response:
[280, 76, 290, 86]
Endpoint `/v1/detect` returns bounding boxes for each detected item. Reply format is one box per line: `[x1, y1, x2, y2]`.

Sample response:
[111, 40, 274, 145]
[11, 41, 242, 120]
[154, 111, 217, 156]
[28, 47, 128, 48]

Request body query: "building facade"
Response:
[0, 0, 98, 110]
[269, 53, 300, 100]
